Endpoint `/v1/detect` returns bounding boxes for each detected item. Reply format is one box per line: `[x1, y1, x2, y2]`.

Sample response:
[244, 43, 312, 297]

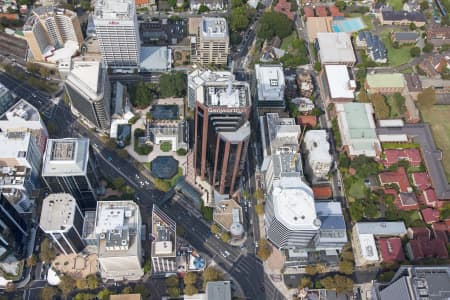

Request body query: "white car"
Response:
[224, 250, 230, 257]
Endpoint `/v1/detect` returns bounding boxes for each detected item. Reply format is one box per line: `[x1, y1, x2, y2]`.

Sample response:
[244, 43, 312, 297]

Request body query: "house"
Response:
[406, 238, 448, 260]
[297, 115, 317, 127]
[335, 103, 381, 157]
[417, 54, 450, 78]
[329, 5, 344, 17]
[291, 97, 314, 113]
[391, 31, 419, 44]
[382, 148, 422, 167]
[296, 72, 314, 97]
[316, 32, 356, 66]
[411, 172, 431, 190]
[398, 192, 420, 210]
[427, 25, 450, 47]
[421, 188, 439, 208]
[303, 6, 315, 19]
[365, 73, 405, 94]
[404, 73, 423, 93]
[274, 0, 294, 21]
[379, 10, 426, 27]
[312, 184, 333, 199]
[407, 227, 432, 240]
[356, 31, 387, 63]
[420, 208, 440, 224]
[378, 237, 405, 263]
[379, 167, 410, 192]
[315, 6, 327, 17]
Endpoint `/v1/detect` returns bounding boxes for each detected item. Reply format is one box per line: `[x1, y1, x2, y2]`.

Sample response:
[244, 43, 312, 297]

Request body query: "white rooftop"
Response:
[201, 17, 228, 38]
[41, 138, 90, 177]
[304, 130, 332, 164]
[189, 69, 234, 88]
[317, 32, 356, 64]
[324, 65, 355, 99]
[1, 99, 41, 122]
[255, 64, 285, 101]
[272, 177, 320, 231]
[67, 59, 102, 100]
[40, 193, 79, 232]
[358, 233, 379, 262]
[94, 0, 134, 20]
[0, 131, 31, 161]
[265, 113, 300, 154]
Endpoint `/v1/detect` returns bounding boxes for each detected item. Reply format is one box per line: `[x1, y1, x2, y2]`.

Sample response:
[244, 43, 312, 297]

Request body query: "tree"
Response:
[26, 255, 37, 267]
[59, 275, 76, 296]
[334, 275, 354, 294]
[313, 62, 322, 72]
[76, 279, 88, 290]
[230, 8, 249, 31]
[255, 203, 264, 215]
[39, 238, 56, 263]
[423, 42, 434, 53]
[358, 86, 370, 103]
[298, 276, 313, 289]
[198, 4, 209, 13]
[167, 287, 180, 297]
[417, 87, 436, 109]
[420, 1, 429, 10]
[130, 81, 152, 108]
[338, 153, 350, 169]
[372, 93, 390, 119]
[256, 239, 272, 261]
[176, 225, 185, 236]
[176, 148, 187, 156]
[97, 289, 111, 300]
[349, 201, 365, 222]
[320, 276, 335, 290]
[253, 189, 264, 201]
[40, 286, 58, 300]
[122, 287, 133, 294]
[184, 272, 198, 285]
[184, 284, 198, 296]
[159, 72, 187, 98]
[339, 260, 354, 275]
[168, 0, 177, 7]
[341, 250, 354, 262]
[86, 274, 99, 289]
[409, 22, 417, 31]
[350, 155, 379, 178]
[231, 0, 243, 7]
[335, 0, 346, 10]
[113, 177, 125, 190]
[210, 224, 221, 234]
[166, 275, 179, 287]
[305, 265, 318, 275]
[257, 11, 293, 40]
[134, 284, 149, 298]
[203, 266, 222, 285]
[220, 232, 231, 243]
[410, 46, 421, 57]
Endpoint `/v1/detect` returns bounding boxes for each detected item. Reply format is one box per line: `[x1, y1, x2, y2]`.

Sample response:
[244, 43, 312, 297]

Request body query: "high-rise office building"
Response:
[65, 58, 111, 131]
[23, 7, 83, 62]
[189, 17, 229, 65]
[95, 200, 143, 281]
[254, 64, 286, 114]
[39, 193, 86, 255]
[93, 0, 141, 69]
[0, 131, 42, 213]
[151, 205, 177, 275]
[194, 73, 251, 197]
[42, 138, 100, 210]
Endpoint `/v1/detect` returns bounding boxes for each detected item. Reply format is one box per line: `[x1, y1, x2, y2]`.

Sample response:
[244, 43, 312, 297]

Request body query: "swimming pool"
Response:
[332, 17, 366, 32]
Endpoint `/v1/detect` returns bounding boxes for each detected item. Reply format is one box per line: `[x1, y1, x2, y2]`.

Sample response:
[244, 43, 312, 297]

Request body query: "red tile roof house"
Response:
[432, 222, 449, 243]
[379, 167, 410, 193]
[420, 208, 440, 224]
[419, 188, 439, 208]
[382, 149, 422, 167]
[315, 6, 328, 17]
[274, 0, 294, 20]
[411, 172, 431, 191]
[329, 5, 344, 17]
[378, 237, 405, 263]
[407, 227, 432, 240]
[312, 185, 333, 199]
[406, 238, 448, 260]
[297, 115, 317, 127]
[303, 6, 315, 19]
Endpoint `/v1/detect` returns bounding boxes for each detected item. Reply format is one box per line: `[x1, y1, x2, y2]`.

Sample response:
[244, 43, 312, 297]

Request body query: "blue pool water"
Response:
[332, 18, 366, 33]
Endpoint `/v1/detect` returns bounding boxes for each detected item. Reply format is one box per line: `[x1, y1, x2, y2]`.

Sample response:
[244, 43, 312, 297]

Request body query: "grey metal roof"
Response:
[355, 222, 407, 235]
[319, 215, 346, 230]
[394, 31, 418, 41]
[380, 277, 412, 300]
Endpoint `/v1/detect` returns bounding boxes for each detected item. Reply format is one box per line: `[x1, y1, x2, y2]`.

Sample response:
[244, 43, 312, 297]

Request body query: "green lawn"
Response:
[362, 14, 374, 30]
[280, 31, 299, 51]
[388, 0, 404, 10]
[420, 105, 450, 180]
[386, 95, 401, 118]
[380, 29, 413, 66]
[348, 178, 367, 199]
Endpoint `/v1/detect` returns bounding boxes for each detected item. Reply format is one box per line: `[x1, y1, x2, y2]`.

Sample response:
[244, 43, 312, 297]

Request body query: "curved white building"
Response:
[265, 177, 321, 249]
[303, 130, 332, 181]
